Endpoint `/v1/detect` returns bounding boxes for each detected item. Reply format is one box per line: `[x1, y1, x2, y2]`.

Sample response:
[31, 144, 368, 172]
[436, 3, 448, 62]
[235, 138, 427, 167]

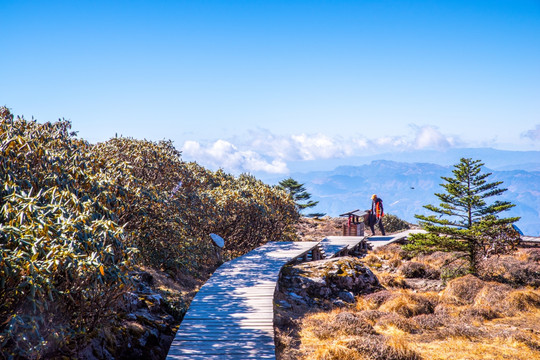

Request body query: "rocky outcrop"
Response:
[278, 256, 382, 309]
[76, 271, 187, 360]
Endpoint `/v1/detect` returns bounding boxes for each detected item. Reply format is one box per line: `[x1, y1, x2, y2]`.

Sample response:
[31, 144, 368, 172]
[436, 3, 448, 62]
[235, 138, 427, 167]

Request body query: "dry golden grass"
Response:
[308, 342, 366, 360]
[377, 313, 419, 333]
[411, 335, 540, 360]
[296, 291, 540, 360]
[302, 310, 376, 339]
[283, 243, 540, 360]
[507, 288, 540, 312]
[355, 296, 379, 312]
[440, 274, 485, 305]
[299, 307, 422, 360]
[362, 253, 383, 268]
[378, 290, 437, 317]
[373, 244, 408, 261]
[377, 272, 409, 289]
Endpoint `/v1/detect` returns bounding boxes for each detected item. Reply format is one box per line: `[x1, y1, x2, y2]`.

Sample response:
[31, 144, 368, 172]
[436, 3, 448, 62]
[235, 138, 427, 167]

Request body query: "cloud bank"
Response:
[181, 125, 461, 174]
[182, 139, 288, 174]
[522, 124, 540, 141]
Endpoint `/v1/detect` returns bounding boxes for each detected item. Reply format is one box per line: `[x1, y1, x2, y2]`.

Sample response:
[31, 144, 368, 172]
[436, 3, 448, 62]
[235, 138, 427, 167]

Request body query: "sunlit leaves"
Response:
[0, 107, 133, 357]
[0, 106, 300, 357]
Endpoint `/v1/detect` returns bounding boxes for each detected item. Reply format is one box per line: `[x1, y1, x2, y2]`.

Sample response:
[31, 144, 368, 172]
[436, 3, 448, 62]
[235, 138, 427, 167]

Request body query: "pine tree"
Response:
[405, 158, 520, 274]
[277, 177, 325, 217]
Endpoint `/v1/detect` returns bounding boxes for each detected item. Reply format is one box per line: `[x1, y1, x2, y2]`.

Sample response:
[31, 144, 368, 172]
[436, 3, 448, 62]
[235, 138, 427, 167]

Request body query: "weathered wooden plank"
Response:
[182, 317, 275, 322]
[319, 236, 366, 257]
[367, 229, 426, 248]
[174, 333, 275, 339]
[169, 356, 275, 358]
[166, 241, 319, 360]
[174, 328, 275, 335]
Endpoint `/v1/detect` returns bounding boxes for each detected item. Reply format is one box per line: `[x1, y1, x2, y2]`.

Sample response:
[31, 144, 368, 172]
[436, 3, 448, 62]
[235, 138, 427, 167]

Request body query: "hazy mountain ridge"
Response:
[281, 148, 540, 173]
[290, 160, 540, 236]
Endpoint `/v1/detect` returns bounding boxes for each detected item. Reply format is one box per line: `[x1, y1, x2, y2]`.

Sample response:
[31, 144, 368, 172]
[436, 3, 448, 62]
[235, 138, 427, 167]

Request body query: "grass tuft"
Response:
[440, 274, 485, 305]
[507, 288, 540, 312]
[379, 290, 437, 318]
[378, 273, 409, 289]
[362, 254, 383, 268]
[346, 334, 422, 360]
[310, 342, 365, 360]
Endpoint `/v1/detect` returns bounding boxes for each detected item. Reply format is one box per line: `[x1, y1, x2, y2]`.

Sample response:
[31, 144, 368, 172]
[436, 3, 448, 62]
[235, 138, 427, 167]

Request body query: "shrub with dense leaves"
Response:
[1, 107, 301, 358]
[91, 138, 217, 274]
[381, 213, 411, 234]
[205, 172, 299, 257]
[171, 163, 299, 258]
[0, 108, 134, 357]
[92, 135, 299, 269]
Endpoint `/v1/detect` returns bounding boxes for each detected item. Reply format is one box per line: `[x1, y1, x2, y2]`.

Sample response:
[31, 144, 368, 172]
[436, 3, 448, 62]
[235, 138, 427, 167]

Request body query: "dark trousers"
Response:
[369, 217, 385, 235]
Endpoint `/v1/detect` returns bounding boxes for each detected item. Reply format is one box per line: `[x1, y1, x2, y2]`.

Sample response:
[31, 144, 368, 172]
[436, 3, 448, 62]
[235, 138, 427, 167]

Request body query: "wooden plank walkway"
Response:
[367, 229, 426, 249]
[166, 241, 319, 360]
[167, 230, 429, 359]
[319, 236, 367, 257]
[520, 235, 540, 247]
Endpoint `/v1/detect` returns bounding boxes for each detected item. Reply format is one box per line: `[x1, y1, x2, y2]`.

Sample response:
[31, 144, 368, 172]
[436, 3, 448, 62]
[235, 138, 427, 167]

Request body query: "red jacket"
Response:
[372, 197, 384, 218]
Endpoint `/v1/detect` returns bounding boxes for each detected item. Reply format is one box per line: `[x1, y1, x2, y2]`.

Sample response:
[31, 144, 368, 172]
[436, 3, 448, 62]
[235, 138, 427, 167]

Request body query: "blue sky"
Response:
[2, 0, 539, 174]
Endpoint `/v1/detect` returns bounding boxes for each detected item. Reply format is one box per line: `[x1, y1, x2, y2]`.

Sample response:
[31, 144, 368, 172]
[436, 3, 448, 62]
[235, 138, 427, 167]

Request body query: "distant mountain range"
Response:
[256, 148, 540, 236]
[294, 161, 539, 236]
[284, 148, 540, 173]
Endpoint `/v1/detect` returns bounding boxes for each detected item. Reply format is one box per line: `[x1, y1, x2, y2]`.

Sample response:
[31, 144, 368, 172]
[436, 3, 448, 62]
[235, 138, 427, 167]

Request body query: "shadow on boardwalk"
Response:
[167, 241, 318, 360]
[167, 231, 421, 359]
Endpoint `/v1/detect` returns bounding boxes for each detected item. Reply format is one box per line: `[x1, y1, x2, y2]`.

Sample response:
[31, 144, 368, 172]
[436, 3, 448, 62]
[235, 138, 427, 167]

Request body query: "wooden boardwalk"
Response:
[166, 241, 318, 360]
[319, 236, 367, 257]
[521, 235, 540, 245]
[166, 231, 424, 359]
[368, 230, 540, 249]
[367, 229, 426, 249]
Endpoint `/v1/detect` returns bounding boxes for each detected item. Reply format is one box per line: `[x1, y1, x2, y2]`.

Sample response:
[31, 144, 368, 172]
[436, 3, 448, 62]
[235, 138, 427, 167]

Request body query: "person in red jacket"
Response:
[368, 194, 386, 236]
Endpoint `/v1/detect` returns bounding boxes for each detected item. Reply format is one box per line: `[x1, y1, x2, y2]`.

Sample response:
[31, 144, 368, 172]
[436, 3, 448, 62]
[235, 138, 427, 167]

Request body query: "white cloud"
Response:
[245, 129, 368, 161]
[181, 139, 288, 174]
[522, 124, 540, 141]
[411, 125, 458, 149]
[290, 133, 342, 160]
[374, 136, 409, 148]
[182, 140, 201, 153]
[181, 125, 464, 174]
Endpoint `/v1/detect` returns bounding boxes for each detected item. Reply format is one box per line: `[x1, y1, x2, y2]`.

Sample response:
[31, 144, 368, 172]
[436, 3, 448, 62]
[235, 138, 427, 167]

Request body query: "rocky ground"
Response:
[274, 242, 540, 360]
[69, 215, 540, 360]
[72, 267, 211, 360]
[274, 257, 383, 359]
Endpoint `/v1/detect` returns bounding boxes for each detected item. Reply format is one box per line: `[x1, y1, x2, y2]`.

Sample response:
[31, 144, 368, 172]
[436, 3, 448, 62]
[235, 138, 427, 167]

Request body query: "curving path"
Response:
[367, 229, 427, 249]
[166, 231, 419, 359]
[166, 241, 319, 360]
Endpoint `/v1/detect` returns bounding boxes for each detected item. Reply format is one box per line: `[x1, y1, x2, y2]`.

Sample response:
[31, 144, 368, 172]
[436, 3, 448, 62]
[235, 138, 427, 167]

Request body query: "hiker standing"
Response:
[368, 194, 386, 236]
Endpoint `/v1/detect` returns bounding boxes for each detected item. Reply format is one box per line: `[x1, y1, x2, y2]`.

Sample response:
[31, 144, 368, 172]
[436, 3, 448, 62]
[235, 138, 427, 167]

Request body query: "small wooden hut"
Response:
[339, 209, 367, 236]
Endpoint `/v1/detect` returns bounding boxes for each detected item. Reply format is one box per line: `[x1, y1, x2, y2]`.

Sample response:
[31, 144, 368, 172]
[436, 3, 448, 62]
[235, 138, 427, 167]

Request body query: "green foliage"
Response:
[0, 107, 133, 357]
[92, 137, 301, 268]
[91, 137, 215, 274]
[278, 177, 324, 217]
[0, 106, 301, 358]
[405, 158, 520, 274]
[180, 167, 300, 258]
[381, 213, 410, 233]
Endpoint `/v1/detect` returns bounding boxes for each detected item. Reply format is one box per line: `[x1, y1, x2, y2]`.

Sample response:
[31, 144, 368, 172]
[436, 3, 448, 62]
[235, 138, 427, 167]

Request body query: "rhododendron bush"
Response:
[0, 107, 299, 357]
